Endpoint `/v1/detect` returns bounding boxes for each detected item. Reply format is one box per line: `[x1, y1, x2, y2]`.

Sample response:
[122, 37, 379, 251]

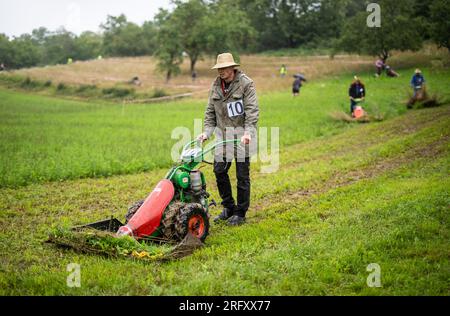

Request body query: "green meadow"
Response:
[1, 67, 449, 188]
[0, 102, 448, 295]
[0, 64, 449, 295]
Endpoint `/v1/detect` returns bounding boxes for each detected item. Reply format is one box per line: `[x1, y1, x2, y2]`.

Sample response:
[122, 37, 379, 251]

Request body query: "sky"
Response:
[0, 0, 173, 38]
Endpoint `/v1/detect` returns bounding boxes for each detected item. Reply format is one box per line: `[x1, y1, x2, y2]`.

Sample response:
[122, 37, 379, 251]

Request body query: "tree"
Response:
[42, 28, 77, 65]
[74, 31, 103, 60]
[233, 0, 360, 51]
[0, 34, 15, 68]
[31, 27, 50, 46]
[101, 14, 154, 57]
[338, 0, 423, 62]
[0, 33, 41, 69]
[411, 0, 433, 40]
[429, 0, 450, 51]
[11, 34, 42, 68]
[141, 21, 158, 55]
[170, 0, 209, 73]
[203, 0, 256, 55]
[154, 9, 184, 82]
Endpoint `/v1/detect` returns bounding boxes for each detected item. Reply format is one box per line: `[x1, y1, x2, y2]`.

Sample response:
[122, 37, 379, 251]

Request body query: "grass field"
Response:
[1, 67, 449, 188]
[0, 103, 448, 295]
[0, 51, 449, 295]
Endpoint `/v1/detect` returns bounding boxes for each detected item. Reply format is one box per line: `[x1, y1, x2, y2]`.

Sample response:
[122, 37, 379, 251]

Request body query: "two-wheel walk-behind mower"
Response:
[352, 98, 366, 119]
[75, 139, 239, 243]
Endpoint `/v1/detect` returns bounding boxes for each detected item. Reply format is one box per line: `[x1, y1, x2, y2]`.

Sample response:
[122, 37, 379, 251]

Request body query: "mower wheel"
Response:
[161, 201, 185, 240]
[174, 203, 209, 242]
[124, 199, 144, 224]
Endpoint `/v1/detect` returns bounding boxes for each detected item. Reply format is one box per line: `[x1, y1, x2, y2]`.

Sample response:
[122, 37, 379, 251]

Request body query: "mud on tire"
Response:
[124, 199, 144, 224]
[161, 201, 185, 240]
[174, 203, 209, 242]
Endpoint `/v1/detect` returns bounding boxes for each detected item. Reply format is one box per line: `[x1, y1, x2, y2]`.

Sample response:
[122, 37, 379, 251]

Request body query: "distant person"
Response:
[410, 69, 426, 98]
[292, 74, 307, 97]
[0, 63, 5, 71]
[97, 55, 103, 60]
[130, 76, 141, 86]
[349, 76, 366, 115]
[385, 65, 399, 77]
[191, 70, 197, 83]
[375, 59, 385, 77]
[67, 57, 73, 64]
[279, 64, 287, 78]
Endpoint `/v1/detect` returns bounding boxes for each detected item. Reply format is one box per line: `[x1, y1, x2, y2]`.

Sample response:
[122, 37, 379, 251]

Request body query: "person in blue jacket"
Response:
[292, 73, 307, 96]
[411, 69, 426, 98]
[348, 76, 366, 114]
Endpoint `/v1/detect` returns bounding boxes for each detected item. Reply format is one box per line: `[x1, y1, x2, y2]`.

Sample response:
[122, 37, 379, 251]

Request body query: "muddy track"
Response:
[281, 105, 450, 169]
[204, 106, 450, 196]
[251, 133, 449, 214]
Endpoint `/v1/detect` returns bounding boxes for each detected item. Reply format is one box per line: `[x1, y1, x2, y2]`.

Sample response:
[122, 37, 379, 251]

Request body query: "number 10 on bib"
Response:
[227, 100, 244, 118]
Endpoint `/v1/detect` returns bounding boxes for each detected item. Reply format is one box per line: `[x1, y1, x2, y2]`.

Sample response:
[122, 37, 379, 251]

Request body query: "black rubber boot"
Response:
[213, 207, 234, 223]
[227, 215, 246, 226]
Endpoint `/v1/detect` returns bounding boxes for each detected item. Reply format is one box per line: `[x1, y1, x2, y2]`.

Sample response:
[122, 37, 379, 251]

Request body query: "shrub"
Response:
[76, 84, 97, 93]
[21, 77, 41, 89]
[57, 82, 67, 91]
[152, 88, 167, 98]
[102, 87, 134, 98]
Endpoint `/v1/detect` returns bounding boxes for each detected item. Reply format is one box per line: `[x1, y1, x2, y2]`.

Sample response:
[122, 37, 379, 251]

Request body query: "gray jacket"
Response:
[204, 70, 259, 159]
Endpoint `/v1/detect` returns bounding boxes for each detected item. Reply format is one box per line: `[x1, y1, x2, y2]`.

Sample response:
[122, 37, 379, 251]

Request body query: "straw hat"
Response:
[211, 53, 240, 69]
[415, 68, 421, 74]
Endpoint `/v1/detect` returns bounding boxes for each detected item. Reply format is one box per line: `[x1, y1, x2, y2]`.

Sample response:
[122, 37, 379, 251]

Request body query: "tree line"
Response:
[0, 14, 157, 69]
[0, 0, 448, 79]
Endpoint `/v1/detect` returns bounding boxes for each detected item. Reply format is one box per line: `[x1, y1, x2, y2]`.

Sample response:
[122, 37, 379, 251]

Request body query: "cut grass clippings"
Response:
[46, 226, 204, 262]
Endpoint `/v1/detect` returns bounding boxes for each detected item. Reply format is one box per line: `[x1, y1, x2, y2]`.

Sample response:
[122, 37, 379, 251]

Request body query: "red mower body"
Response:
[353, 106, 364, 119]
[117, 179, 174, 238]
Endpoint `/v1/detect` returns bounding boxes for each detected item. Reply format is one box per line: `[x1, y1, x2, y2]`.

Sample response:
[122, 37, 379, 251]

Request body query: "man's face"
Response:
[218, 67, 235, 81]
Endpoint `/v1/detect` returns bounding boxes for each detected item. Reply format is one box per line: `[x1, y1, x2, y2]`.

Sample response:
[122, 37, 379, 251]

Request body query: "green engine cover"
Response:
[173, 169, 190, 189]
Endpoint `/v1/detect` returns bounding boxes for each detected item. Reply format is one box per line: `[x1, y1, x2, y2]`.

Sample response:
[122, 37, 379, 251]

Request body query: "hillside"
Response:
[0, 51, 449, 296]
[1, 67, 449, 188]
[1, 47, 447, 100]
[0, 103, 448, 295]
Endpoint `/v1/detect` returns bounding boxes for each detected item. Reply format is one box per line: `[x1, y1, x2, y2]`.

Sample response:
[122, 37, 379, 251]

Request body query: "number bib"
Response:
[227, 100, 244, 117]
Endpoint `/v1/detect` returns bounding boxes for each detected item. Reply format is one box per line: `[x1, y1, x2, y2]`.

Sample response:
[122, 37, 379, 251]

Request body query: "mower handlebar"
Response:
[180, 139, 241, 165]
[166, 139, 241, 179]
[183, 139, 240, 154]
[202, 139, 240, 157]
[183, 139, 240, 158]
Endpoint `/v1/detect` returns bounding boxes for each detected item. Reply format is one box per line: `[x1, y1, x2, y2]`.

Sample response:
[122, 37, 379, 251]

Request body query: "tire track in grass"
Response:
[249, 117, 449, 217]
[204, 105, 450, 206]
[281, 105, 449, 168]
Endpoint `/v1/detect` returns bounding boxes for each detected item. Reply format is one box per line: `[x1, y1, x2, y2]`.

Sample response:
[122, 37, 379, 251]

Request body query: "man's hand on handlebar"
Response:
[241, 133, 251, 145]
[197, 133, 208, 143]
